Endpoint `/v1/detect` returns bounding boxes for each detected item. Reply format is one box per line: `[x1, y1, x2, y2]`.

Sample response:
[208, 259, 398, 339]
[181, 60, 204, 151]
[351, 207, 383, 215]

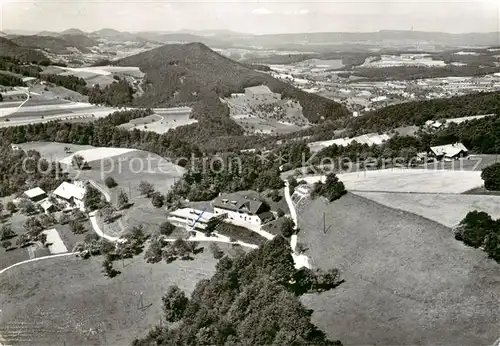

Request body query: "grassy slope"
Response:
[116, 42, 347, 123]
[298, 193, 500, 345]
[0, 252, 219, 345]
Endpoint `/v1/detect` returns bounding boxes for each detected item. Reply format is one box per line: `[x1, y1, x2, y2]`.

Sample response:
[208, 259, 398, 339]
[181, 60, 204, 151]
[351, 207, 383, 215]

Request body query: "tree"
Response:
[24, 217, 43, 237]
[40, 214, 57, 228]
[102, 254, 119, 277]
[481, 163, 500, 191]
[19, 199, 37, 215]
[0, 225, 15, 241]
[2, 240, 12, 250]
[117, 189, 129, 209]
[144, 239, 163, 263]
[69, 220, 87, 234]
[159, 221, 175, 236]
[6, 202, 16, 214]
[59, 213, 70, 225]
[151, 192, 165, 208]
[312, 173, 347, 202]
[280, 217, 295, 238]
[101, 205, 115, 223]
[455, 211, 494, 248]
[104, 176, 118, 188]
[277, 208, 285, 218]
[0, 202, 4, 216]
[209, 242, 224, 259]
[138, 181, 155, 197]
[72, 154, 89, 170]
[162, 285, 189, 323]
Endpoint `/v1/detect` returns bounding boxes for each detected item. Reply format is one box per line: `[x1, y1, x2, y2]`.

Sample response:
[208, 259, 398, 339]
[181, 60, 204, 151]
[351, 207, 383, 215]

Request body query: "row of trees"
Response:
[311, 173, 347, 202]
[133, 236, 343, 345]
[39, 74, 88, 95]
[88, 80, 134, 107]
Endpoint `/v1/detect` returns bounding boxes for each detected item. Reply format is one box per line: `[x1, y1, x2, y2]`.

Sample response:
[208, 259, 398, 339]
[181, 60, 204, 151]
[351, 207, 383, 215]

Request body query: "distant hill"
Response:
[59, 34, 98, 49]
[153, 33, 231, 48]
[11, 35, 96, 54]
[0, 37, 48, 63]
[60, 28, 87, 36]
[37, 31, 59, 37]
[116, 42, 347, 123]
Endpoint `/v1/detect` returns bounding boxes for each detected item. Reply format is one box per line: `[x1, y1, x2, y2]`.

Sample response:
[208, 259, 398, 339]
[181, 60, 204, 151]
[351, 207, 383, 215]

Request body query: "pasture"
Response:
[119, 108, 196, 134]
[298, 193, 500, 346]
[0, 251, 219, 345]
[300, 168, 484, 193]
[352, 191, 500, 228]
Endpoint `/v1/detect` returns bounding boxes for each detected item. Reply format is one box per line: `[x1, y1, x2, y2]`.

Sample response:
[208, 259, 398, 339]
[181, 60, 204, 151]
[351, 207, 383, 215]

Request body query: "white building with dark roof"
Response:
[168, 208, 224, 231]
[213, 191, 273, 226]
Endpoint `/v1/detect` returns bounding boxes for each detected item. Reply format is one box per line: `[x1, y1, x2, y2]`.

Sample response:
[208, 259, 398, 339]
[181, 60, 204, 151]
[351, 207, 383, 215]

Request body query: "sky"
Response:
[0, 0, 499, 35]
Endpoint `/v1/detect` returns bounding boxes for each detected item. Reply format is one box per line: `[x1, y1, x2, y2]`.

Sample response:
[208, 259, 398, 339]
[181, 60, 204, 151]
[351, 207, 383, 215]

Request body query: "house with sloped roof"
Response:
[213, 191, 273, 226]
[53, 181, 86, 210]
[429, 143, 468, 161]
[23, 187, 47, 203]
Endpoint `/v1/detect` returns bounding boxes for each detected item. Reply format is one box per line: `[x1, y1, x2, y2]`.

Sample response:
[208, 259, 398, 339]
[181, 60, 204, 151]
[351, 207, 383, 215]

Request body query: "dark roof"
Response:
[213, 191, 265, 215]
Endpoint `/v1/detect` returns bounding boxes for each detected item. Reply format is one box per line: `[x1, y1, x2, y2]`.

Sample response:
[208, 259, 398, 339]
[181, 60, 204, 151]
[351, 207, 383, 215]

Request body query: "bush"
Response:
[159, 221, 175, 236]
[209, 243, 224, 259]
[311, 173, 347, 202]
[138, 181, 155, 197]
[280, 217, 295, 238]
[104, 176, 118, 188]
[2, 240, 12, 249]
[151, 192, 165, 208]
[0, 224, 15, 240]
[277, 208, 285, 218]
[481, 163, 500, 191]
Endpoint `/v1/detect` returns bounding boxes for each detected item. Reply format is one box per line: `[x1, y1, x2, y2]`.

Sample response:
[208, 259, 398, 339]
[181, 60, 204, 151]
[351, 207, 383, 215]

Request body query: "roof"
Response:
[213, 191, 264, 215]
[168, 208, 216, 224]
[53, 182, 86, 201]
[24, 187, 46, 199]
[40, 199, 55, 211]
[430, 143, 468, 157]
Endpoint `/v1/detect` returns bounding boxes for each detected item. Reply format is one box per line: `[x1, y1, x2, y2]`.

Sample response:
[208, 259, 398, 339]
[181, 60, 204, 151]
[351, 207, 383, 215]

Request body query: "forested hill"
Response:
[116, 42, 348, 123]
[348, 91, 500, 135]
[0, 37, 48, 63]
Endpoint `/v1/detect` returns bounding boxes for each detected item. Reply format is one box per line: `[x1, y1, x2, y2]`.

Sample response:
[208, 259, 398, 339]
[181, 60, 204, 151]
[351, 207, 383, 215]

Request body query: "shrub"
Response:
[104, 176, 118, 188]
[2, 240, 12, 249]
[311, 173, 347, 202]
[481, 163, 500, 191]
[151, 192, 165, 208]
[280, 217, 295, 238]
[159, 221, 175, 236]
[277, 208, 285, 218]
[209, 243, 224, 259]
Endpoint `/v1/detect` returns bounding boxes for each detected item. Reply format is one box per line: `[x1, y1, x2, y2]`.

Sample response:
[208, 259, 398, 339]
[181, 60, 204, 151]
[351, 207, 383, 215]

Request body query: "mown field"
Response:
[0, 250, 221, 345]
[352, 191, 500, 228]
[300, 168, 484, 193]
[298, 193, 500, 345]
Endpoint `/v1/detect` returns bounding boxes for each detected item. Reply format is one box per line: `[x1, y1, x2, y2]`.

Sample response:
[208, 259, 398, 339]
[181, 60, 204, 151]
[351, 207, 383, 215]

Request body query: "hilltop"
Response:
[0, 37, 47, 63]
[116, 42, 347, 123]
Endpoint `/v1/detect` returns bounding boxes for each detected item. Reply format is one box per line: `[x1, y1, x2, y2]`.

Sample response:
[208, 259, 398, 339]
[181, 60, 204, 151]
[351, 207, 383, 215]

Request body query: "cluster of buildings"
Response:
[168, 191, 275, 232]
[19, 181, 86, 214]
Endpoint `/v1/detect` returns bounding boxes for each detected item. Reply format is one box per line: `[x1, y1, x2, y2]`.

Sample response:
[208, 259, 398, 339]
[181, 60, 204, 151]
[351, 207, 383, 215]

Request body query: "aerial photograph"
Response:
[0, 0, 499, 345]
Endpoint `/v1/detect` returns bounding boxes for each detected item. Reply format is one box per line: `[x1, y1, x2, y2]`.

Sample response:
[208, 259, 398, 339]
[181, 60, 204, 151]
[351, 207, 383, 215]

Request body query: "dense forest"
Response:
[40, 74, 88, 95]
[347, 91, 500, 135]
[0, 146, 66, 197]
[0, 73, 26, 87]
[133, 236, 343, 346]
[0, 37, 48, 63]
[88, 79, 134, 106]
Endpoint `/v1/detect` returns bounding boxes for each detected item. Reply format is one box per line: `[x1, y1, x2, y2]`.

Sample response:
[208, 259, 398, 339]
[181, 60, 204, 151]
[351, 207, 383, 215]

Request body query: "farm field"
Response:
[352, 191, 500, 228]
[298, 193, 500, 346]
[41, 65, 145, 87]
[76, 149, 185, 198]
[119, 108, 195, 133]
[300, 168, 484, 193]
[0, 251, 220, 345]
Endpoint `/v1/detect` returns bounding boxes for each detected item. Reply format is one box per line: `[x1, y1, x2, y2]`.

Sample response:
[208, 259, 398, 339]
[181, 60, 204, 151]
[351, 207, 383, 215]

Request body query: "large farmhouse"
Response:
[22, 187, 47, 203]
[213, 191, 273, 226]
[429, 143, 468, 161]
[53, 181, 86, 210]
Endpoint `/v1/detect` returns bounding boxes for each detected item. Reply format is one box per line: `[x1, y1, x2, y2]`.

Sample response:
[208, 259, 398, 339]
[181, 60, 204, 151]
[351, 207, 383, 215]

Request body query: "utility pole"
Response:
[128, 181, 132, 199]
